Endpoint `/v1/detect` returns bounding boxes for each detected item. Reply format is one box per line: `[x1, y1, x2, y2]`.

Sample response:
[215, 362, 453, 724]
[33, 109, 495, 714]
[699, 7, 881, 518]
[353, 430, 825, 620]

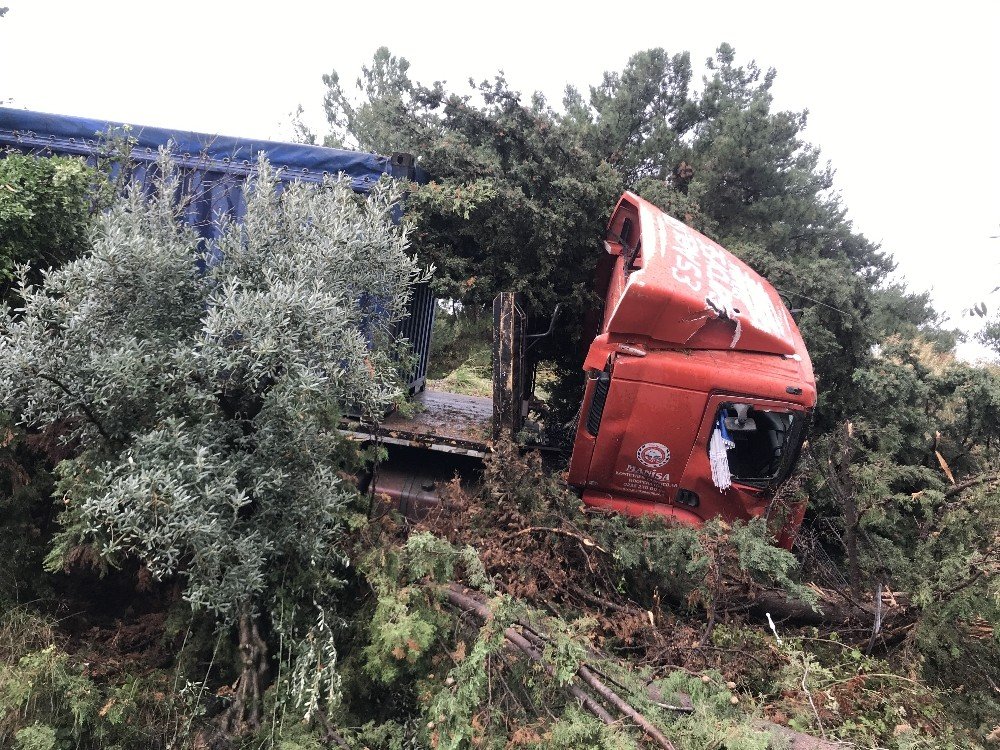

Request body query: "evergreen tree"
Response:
[323, 49, 622, 420]
[0, 154, 94, 298]
[321, 45, 947, 426]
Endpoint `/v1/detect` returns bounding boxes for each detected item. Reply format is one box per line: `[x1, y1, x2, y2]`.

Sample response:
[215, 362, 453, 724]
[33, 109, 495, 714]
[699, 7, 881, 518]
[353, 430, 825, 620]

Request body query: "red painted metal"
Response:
[569, 193, 817, 547]
[598, 192, 806, 356]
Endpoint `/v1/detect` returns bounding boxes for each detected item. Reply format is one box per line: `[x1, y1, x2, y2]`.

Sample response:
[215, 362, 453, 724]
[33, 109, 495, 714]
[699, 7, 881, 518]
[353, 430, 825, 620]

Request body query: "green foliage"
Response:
[14, 723, 58, 750]
[427, 303, 492, 389]
[870, 284, 959, 354]
[632, 175, 714, 234]
[0, 607, 200, 749]
[539, 616, 592, 686]
[593, 515, 814, 617]
[0, 151, 428, 733]
[2, 153, 420, 613]
[634, 670, 771, 750]
[803, 342, 1000, 732]
[776, 635, 977, 748]
[423, 596, 517, 750]
[564, 48, 698, 185]
[0, 154, 94, 294]
[427, 360, 492, 398]
[809, 342, 1000, 584]
[349, 720, 411, 750]
[978, 316, 1000, 354]
[481, 440, 571, 513]
[845, 340, 1000, 464]
[401, 531, 492, 590]
[279, 604, 343, 723]
[865, 475, 1000, 732]
[0, 608, 176, 750]
[363, 587, 442, 685]
[0, 416, 59, 607]
[0, 611, 94, 748]
[0, 147, 125, 606]
[1, 646, 99, 744]
[361, 533, 491, 685]
[532, 707, 638, 749]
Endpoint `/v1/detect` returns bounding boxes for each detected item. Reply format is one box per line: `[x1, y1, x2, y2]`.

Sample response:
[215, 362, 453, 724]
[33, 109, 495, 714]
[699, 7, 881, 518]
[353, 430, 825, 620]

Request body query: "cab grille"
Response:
[586, 371, 611, 436]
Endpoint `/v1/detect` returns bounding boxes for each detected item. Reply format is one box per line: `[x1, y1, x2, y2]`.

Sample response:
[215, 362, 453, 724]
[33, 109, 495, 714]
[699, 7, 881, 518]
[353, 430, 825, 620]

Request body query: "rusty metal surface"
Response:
[371, 463, 442, 520]
[344, 390, 493, 454]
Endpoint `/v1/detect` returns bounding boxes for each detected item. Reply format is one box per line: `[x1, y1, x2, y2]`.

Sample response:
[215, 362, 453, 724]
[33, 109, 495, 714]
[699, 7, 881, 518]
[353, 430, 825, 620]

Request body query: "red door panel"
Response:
[585, 379, 708, 504]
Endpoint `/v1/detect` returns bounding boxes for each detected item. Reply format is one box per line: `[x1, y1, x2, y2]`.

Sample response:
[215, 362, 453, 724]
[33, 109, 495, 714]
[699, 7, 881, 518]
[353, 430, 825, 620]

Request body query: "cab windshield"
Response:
[712, 403, 806, 488]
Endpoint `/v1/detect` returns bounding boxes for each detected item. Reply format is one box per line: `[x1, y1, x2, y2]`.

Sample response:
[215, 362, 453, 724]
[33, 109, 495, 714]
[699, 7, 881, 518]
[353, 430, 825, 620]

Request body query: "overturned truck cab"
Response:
[568, 193, 817, 548]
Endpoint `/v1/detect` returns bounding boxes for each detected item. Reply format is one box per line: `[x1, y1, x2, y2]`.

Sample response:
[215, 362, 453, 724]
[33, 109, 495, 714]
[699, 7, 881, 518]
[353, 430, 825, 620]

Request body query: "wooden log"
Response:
[447, 584, 848, 750]
[751, 587, 911, 627]
[511, 621, 677, 749]
[574, 663, 676, 750]
[445, 586, 616, 725]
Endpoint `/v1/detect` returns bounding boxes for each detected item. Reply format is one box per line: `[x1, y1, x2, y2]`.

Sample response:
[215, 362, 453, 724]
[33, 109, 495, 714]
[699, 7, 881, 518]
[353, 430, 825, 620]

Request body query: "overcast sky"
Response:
[2, 1, 997, 359]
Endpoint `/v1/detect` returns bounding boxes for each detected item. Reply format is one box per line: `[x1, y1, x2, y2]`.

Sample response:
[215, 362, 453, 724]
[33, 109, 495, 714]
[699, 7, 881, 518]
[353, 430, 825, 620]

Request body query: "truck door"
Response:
[678, 394, 809, 534]
[570, 354, 708, 506]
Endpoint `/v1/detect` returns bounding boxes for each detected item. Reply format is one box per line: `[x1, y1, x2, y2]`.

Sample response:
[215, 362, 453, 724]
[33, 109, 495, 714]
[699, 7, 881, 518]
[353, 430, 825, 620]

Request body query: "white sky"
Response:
[2, 0, 998, 359]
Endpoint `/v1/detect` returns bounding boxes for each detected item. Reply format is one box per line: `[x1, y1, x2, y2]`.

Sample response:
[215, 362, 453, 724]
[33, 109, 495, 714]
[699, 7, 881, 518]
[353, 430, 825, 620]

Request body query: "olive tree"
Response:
[0, 154, 426, 732]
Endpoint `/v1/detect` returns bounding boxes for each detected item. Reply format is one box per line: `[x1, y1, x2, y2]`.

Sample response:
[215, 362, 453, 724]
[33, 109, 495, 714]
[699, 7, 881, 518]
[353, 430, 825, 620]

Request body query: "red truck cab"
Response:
[568, 193, 817, 547]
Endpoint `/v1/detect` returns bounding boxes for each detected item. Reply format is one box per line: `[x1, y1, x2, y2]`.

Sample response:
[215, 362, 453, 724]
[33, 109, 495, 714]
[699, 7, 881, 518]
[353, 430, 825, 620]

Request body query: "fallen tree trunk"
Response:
[446, 585, 676, 750]
[446, 584, 847, 750]
[751, 589, 852, 625]
[750, 586, 911, 629]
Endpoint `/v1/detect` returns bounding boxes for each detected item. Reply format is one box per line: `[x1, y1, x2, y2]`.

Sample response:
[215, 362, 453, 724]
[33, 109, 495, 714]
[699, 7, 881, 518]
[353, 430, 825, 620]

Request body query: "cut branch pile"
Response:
[445, 584, 677, 749]
[445, 584, 846, 750]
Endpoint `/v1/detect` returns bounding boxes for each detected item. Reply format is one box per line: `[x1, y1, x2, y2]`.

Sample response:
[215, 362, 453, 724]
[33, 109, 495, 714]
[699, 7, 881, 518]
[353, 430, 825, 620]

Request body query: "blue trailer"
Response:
[0, 107, 434, 393]
[0, 107, 532, 518]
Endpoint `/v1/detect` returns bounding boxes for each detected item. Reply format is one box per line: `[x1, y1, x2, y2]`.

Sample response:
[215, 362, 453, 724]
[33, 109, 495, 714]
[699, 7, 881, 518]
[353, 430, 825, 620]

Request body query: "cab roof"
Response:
[603, 192, 807, 359]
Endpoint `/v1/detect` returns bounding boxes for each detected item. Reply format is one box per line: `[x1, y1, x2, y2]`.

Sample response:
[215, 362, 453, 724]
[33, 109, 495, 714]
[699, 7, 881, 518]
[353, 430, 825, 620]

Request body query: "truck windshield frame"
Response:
[712, 402, 808, 490]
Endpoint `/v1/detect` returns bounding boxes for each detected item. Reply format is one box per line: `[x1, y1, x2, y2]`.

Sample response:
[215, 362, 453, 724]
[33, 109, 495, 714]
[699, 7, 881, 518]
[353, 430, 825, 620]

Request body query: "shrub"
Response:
[0, 152, 427, 732]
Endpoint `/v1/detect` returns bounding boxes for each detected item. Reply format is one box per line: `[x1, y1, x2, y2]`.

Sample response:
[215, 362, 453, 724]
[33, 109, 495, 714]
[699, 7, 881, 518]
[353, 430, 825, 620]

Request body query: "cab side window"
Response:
[620, 218, 642, 273]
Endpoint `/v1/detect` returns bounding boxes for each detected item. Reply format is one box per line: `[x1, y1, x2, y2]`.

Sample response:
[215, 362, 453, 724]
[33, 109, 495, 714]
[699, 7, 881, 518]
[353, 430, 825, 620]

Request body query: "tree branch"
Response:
[36, 372, 112, 443]
[512, 526, 608, 554]
[945, 473, 998, 499]
[445, 586, 617, 726]
[446, 588, 678, 747]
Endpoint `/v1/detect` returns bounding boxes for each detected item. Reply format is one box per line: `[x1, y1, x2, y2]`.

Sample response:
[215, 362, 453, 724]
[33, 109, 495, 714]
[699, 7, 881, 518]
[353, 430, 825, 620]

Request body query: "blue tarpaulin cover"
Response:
[0, 107, 396, 189]
[0, 107, 417, 256]
[0, 107, 435, 391]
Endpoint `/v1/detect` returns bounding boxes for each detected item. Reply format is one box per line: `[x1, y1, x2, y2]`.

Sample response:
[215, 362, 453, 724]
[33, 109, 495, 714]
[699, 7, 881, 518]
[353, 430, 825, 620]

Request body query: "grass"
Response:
[426, 304, 494, 397]
[427, 362, 493, 398]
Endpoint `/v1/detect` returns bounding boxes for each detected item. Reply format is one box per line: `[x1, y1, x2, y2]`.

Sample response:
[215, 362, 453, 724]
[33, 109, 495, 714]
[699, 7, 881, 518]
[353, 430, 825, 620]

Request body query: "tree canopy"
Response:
[321, 44, 945, 426]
